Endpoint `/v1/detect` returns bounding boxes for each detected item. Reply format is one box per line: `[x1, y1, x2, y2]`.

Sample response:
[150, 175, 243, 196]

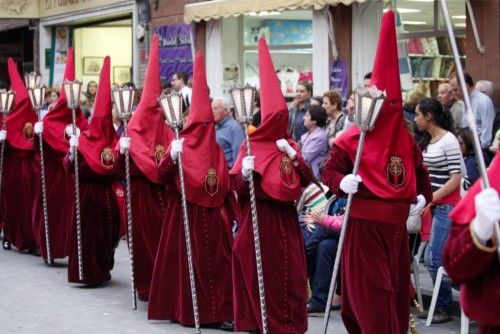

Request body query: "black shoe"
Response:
[219, 321, 234, 332]
[2, 240, 11, 250]
[417, 309, 452, 324]
[28, 248, 41, 257]
[307, 304, 325, 314]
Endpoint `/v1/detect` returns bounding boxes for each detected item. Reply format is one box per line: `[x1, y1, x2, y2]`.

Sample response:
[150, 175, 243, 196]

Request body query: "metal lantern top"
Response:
[229, 83, 256, 124]
[24, 72, 42, 89]
[158, 92, 184, 130]
[112, 86, 135, 121]
[27, 86, 46, 109]
[353, 86, 386, 131]
[0, 90, 15, 115]
[62, 80, 83, 110]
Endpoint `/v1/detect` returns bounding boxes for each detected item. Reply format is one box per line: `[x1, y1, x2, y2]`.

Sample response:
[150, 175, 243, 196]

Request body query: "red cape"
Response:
[42, 48, 88, 153]
[175, 51, 229, 208]
[78, 56, 118, 175]
[5, 58, 37, 151]
[124, 34, 174, 184]
[229, 38, 302, 202]
[335, 10, 416, 201]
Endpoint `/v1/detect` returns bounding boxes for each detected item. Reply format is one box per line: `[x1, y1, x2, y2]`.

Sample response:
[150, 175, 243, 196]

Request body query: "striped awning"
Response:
[184, 0, 368, 23]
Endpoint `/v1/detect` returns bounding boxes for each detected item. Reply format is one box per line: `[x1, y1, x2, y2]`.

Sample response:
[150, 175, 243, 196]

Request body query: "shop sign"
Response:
[330, 59, 348, 100]
[156, 24, 193, 86]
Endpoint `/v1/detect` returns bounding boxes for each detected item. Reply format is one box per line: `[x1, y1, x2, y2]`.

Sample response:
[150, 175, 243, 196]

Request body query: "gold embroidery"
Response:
[155, 144, 166, 166]
[100, 147, 114, 169]
[204, 168, 219, 196]
[23, 122, 34, 140]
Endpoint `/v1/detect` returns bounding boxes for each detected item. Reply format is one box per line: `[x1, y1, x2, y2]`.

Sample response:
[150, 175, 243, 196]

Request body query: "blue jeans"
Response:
[424, 204, 454, 312]
[302, 224, 340, 309]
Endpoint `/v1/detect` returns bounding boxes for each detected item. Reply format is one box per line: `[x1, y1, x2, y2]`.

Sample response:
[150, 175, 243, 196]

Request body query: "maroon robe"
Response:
[231, 155, 312, 334]
[321, 144, 432, 334]
[64, 155, 121, 285]
[148, 154, 234, 324]
[0, 144, 37, 251]
[443, 152, 500, 333]
[32, 142, 74, 259]
[128, 158, 168, 301]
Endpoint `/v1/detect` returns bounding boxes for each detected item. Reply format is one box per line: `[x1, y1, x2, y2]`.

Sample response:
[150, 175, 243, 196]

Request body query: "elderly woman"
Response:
[322, 90, 345, 148]
[301, 105, 328, 179]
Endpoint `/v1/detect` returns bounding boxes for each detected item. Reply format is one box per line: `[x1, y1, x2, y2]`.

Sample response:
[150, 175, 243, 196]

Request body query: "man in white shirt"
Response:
[171, 71, 192, 108]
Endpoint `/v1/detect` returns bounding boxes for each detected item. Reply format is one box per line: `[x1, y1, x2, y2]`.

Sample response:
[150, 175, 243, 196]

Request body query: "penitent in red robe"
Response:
[147, 155, 234, 325]
[231, 155, 313, 334]
[443, 153, 500, 334]
[65, 156, 121, 285]
[321, 143, 431, 334]
[1, 145, 37, 251]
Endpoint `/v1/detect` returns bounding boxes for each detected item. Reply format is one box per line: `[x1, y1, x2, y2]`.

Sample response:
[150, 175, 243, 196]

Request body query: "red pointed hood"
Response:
[5, 58, 37, 151]
[42, 47, 88, 153]
[175, 51, 229, 207]
[78, 56, 118, 174]
[125, 34, 174, 184]
[450, 153, 500, 225]
[335, 10, 416, 201]
[230, 37, 302, 202]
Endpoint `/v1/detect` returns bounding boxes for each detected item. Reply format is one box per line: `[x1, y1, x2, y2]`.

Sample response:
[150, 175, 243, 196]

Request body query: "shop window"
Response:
[385, 0, 466, 98]
[221, 10, 313, 97]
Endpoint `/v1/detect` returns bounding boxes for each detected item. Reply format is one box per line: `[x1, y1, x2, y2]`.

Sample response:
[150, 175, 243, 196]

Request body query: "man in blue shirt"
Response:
[212, 96, 245, 169]
[450, 73, 495, 149]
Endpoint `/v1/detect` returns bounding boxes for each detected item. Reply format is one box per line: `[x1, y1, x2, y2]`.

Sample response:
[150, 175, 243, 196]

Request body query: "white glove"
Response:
[34, 121, 43, 134]
[473, 188, 500, 242]
[0, 130, 6, 141]
[170, 138, 184, 161]
[65, 125, 80, 138]
[119, 137, 131, 154]
[69, 135, 79, 148]
[276, 139, 297, 160]
[242, 155, 255, 179]
[339, 174, 362, 194]
[409, 194, 427, 216]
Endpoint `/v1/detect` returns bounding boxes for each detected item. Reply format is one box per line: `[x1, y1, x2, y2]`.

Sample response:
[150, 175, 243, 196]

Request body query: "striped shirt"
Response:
[422, 131, 464, 191]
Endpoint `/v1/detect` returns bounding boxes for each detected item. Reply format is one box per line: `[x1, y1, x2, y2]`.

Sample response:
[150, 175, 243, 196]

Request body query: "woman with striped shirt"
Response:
[415, 97, 464, 324]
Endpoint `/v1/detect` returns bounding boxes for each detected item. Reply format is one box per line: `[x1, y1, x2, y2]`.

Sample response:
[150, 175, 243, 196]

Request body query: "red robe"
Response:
[148, 154, 234, 324]
[32, 142, 74, 259]
[64, 154, 121, 285]
[321, 143, 432, 334]
[127, 158, 168, 301]
[231, 155, 313, 334]
[443, 153, 500, 333]
[0, 144, 37, 251]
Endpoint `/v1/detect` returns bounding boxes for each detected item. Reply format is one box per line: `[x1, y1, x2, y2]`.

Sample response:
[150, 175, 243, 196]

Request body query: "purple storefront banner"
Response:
[156, 24, 193, 86]
[330, 59, 349, 100]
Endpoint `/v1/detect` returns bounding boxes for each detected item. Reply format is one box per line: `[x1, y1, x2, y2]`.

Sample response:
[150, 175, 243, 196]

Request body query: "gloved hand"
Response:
[339, 174, 362, 194]
[473, 188, 500, 242]
[65, 125, 80, 138]
[0, 130, 6, 142]
[34, 121, 43, 134]
[409, 194, 427, 216]
[276, 139, 297, 160]
[241, 155, 255, 179]
[119, 137, 131, 154]
[69, 135, 79, 148]
[170, 138, 184, 161]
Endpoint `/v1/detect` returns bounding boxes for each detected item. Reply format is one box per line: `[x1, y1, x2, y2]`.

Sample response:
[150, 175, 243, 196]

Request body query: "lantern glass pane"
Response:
[6, 92, 14, 112]
[112, 90, 122, 114]
[230, 89, 243, 120]
[243, 87, 254, 118]
[369, 98, 385, 128]
[159, 97, 173, 124]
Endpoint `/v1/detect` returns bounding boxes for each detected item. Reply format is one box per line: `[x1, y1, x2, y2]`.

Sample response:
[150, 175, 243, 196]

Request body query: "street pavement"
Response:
[0, 240, 477, 333]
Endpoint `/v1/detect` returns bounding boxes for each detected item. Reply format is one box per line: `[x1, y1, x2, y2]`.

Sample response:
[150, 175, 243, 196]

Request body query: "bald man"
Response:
[437, 82, 464, 134]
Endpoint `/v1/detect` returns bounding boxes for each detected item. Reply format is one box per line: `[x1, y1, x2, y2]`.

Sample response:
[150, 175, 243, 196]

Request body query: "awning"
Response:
[184, 0, 368, 23]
